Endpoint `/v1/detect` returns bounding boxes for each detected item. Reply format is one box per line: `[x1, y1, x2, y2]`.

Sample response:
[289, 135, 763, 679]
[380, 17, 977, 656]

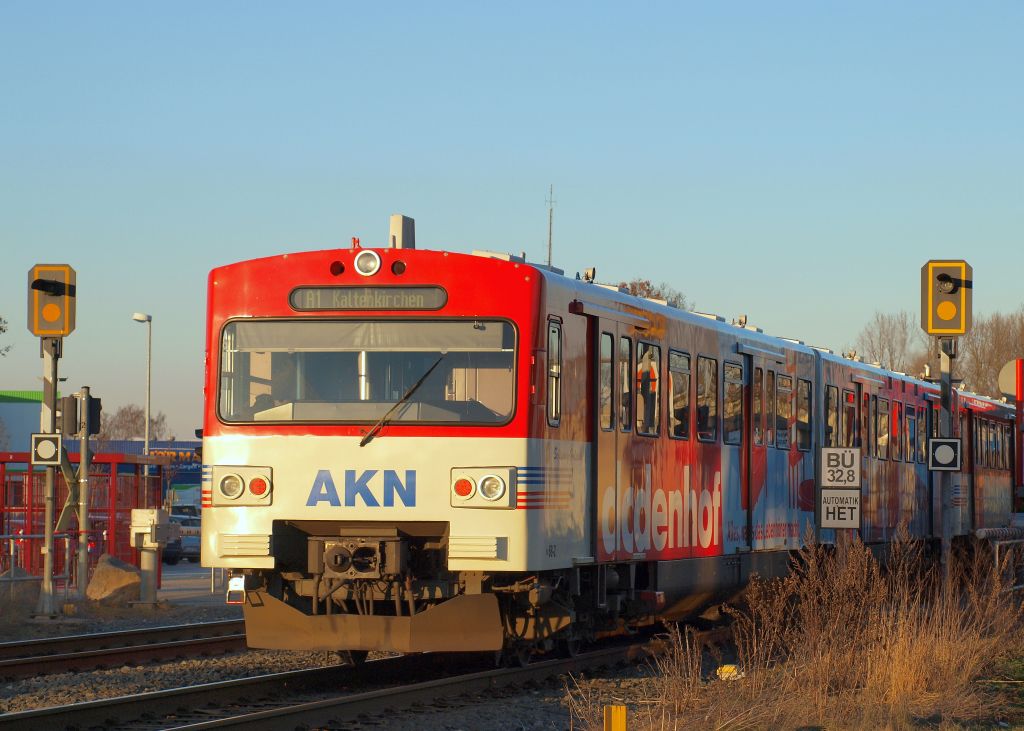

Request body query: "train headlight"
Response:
[219, 474, 245, 500]
[478, 474, 506, 501]
[452, 476, 476, 500]
[354, 250, 382, 277]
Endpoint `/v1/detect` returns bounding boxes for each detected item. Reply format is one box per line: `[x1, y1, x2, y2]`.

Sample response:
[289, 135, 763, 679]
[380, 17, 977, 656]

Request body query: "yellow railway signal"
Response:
[921, 260, 971, 336]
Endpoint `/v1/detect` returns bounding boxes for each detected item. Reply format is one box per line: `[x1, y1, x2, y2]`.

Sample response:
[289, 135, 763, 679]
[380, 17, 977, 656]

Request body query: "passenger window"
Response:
[907, 409, 917, 463]
[765, 370, 776, 446]
[875, 396, 889, 460]
[893, 402, 903, 461]
[841, 389, 857, 447]
[619, 337, 632, 432]
[600, 332, 614, 430]
[669, 350, 690, 440]
[546, 320, 562, 427]
[636, 342, 661, 435]
[825, 386, 839, 447]
[796, 379, 812, 451]
[863, 393, 871, 454]
[917, 406, 927, 463]
[696, 355, 718, 442]
[776, 374, 792, 450]
[724, 363, 743, 445]
[753, 367, 764, 446]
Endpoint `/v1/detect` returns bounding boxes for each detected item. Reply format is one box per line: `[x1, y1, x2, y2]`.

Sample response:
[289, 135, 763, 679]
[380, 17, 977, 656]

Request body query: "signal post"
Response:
[920, 259, 972, 584]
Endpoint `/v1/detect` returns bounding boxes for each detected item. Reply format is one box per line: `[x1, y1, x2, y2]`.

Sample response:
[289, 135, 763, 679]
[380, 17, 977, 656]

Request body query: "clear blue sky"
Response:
[1, 2, 1021, 438]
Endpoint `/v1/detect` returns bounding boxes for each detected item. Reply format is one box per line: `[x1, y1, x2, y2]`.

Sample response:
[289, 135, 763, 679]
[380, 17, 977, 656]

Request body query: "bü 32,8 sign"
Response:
[819, 447, 861, 488]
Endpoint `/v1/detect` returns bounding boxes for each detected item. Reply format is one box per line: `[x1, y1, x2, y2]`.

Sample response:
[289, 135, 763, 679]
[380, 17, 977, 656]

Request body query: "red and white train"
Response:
[200, 217, 1022, 658]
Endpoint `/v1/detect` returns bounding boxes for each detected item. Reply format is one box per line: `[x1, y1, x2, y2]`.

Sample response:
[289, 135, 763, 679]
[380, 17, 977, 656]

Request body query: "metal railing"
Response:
[1, 533, 75, 604]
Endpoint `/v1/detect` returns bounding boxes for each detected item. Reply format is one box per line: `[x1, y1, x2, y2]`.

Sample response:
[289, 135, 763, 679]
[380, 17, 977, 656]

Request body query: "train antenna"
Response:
[546, 184, 555, 267]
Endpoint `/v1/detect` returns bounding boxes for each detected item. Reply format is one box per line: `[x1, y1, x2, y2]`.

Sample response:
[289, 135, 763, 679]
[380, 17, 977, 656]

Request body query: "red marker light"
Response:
[249, 477, 269, 496]
[453, 478, 475, 499]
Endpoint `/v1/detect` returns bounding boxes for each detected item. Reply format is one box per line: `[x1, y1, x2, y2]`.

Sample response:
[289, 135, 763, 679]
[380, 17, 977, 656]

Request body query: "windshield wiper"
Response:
[359, 354, 446, 447]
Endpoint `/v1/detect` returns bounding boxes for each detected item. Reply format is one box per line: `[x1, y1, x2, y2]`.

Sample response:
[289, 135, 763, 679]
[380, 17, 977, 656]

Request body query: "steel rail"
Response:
[0, 620, 246, 680]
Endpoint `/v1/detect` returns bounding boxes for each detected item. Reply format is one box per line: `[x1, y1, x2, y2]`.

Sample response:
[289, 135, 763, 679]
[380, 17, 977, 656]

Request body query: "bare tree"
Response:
[958, 306, 1024, 397]
[97, 404, 168, 445]
[0, 316, 10, 357]
[618, 279, 689, 309]
[853, 311, 929, 374]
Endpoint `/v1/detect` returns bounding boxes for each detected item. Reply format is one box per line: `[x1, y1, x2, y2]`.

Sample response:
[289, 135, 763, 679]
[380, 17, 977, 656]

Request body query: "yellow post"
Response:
[603, 704, 627, 731]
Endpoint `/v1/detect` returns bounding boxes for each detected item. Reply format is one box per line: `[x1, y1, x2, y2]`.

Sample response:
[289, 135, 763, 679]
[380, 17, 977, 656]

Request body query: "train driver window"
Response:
[724, 363, 743, 445]
[600, 333, 614, 430]
[547, 320, 562, 427]
[619, 337, 633, 432]
[766, 370, 776, 446]
[841, 389, 857, 447]
[796, 378, 811, 451]
[753, 367, 764, 446]
[696, 355, 718, 442]
[875, 396, 889, 460]
[636, 342, 661, 435]
[825, 386, 839, 447]
[776, 374, 792, 450]
[668, 350, 690, 439]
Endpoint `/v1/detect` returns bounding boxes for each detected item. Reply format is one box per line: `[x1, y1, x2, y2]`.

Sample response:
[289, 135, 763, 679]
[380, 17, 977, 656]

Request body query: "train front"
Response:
[200, 237, 541, 653]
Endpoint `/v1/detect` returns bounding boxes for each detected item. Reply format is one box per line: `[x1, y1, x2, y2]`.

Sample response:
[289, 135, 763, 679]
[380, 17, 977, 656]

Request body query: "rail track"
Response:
[0, 640, 658, 730]
[0, 620, 247, 680]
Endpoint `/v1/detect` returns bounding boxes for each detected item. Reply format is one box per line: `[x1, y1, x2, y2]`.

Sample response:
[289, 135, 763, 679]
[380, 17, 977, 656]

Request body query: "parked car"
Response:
[169, 514, 201, 563]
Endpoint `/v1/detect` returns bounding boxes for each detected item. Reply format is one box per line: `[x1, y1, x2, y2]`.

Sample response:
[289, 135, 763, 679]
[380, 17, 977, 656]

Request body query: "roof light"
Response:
[354, 250, 381, 277]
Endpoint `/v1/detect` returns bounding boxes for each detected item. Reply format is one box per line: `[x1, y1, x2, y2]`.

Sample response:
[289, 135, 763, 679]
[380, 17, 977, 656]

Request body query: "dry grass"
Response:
[567, 531, 1024, 730]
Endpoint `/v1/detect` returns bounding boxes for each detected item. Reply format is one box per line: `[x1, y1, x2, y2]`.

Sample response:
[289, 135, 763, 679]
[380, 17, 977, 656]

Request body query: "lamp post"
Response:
[132, 313, 152, 466]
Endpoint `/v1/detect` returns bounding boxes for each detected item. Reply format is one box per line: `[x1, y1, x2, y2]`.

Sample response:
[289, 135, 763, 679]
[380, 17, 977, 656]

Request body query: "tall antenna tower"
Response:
[546, 184, 555, 266]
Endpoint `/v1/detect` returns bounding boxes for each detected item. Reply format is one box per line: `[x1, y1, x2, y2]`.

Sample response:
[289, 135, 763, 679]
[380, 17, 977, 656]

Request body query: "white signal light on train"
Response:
[478, 474, 506, 501]
[453, 477, 476, 499]
[354, 250, 382, 277]
[219, 474, 245, 500]
[248, 476, 269, 496]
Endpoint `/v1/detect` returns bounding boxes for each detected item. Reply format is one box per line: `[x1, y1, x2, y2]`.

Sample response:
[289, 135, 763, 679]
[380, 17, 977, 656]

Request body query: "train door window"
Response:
[841, 389, 857, 447]
[1004, 424, 1012, 470]
[982, 420, 991, 467]
[724, 362, 743, 445]
[753, 367, 764, 445]
[636, 342, 661, 435]
[875, 396, 890, 460]
[776, 374, 792, 450]
[931, 405, 940, 437]
[796, 379, 812, 451]
[696, 355, 718, 442]
[917, 406, 927, 463]
[825, 386, 839, 447]
[907, 408, 917, 462]
[619, 337, 633, 432]
[862, 393, 871, 454]
[893, 402, 903, 461]
[765, 370, 776, 446]
[668, 350, 690, 439]
[547, 320, 562, 427]
[600, 332, 614, 430]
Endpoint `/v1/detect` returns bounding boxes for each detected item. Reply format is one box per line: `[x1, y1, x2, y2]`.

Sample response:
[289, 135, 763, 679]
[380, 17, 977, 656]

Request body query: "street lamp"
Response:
[132, 312, 152, 465]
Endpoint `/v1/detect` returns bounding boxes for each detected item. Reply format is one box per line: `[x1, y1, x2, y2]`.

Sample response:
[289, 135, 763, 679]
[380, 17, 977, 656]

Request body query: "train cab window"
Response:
[917, 406, 927, 463]
[636, 342, 661, 435]
[669, 350, 691, 439]
[753, 367, 764, 445]
[600, 332, 614, 430]
[619, 337, 633, 432]
[893, 402, 903, 461]
[547, 320, 562, 427]
[875, 396, 890, 460]
[796, 378, 812, 451]
[696, 355, 718, 442]
[907, 408, 917, 462]
[825, 386, 839, 447]
[724, 363, 743, 445]
[766, 370, 776, 446]
[841, 389, 857, 447]
[776, 374, 792, 450]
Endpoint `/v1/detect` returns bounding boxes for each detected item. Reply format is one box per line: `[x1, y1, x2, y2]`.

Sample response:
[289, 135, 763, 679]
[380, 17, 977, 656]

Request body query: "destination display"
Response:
[290, 286, 448, 311]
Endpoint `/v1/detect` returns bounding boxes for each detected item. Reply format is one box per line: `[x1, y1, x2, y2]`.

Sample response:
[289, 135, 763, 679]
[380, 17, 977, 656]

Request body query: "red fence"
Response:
[0, 451, 168, 585]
